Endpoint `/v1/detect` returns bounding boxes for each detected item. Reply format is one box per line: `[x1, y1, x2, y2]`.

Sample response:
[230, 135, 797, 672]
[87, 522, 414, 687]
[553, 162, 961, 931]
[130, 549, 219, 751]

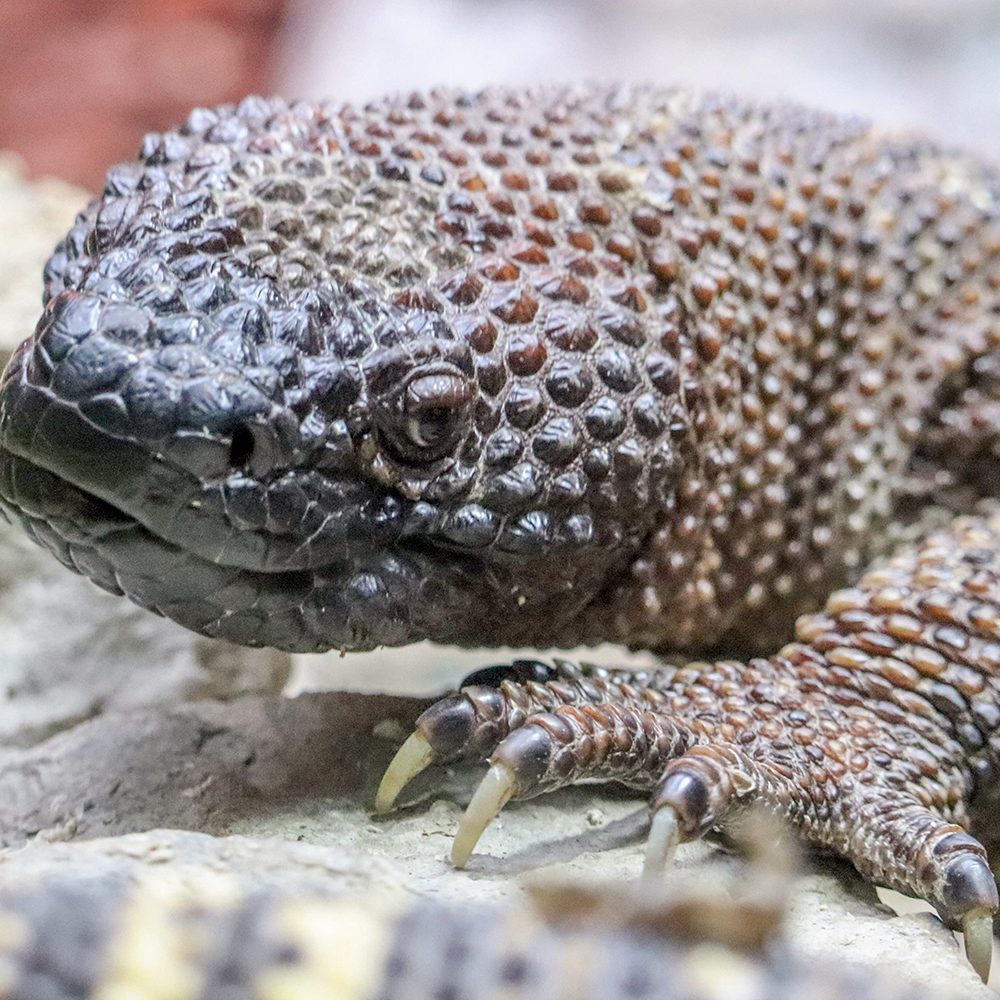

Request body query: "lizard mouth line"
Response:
[0, 439, 590, 656]
[0, 446, 322, 580]
[0, 440, 436, 587]
[0, 445, 430, 653]
[0, 371, 402, 578]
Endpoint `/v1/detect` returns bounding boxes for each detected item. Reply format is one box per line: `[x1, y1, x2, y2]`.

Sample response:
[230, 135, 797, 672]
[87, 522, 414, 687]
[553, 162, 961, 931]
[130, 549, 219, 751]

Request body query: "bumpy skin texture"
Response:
[0, 875, 941, 1000]
[0, 86, 999, 968]
[407, 514, 1000, 929]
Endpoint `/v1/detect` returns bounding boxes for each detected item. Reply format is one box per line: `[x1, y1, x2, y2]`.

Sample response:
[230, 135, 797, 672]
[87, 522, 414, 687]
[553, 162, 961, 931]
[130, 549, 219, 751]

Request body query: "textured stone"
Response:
[0, 693, 418, 842]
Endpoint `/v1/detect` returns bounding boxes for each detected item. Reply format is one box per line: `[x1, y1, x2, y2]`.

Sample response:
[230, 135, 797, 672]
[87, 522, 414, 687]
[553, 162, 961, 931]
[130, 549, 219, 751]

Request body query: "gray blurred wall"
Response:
[278, 0, 1000, 157]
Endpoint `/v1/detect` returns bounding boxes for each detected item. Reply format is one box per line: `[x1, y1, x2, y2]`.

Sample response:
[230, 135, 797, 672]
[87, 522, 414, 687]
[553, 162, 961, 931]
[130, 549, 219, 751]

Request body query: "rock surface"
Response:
[0, 692, 989, 998]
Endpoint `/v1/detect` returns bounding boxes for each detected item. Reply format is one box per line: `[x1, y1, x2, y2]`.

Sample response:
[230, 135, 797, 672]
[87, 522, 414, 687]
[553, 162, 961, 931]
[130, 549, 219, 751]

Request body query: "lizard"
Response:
[0, 826, 948, 1000]
[0, 85, 998, 981]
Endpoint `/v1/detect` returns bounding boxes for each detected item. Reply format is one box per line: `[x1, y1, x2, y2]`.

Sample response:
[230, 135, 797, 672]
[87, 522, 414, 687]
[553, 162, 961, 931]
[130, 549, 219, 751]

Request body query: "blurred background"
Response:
[1, 0, 999, 191]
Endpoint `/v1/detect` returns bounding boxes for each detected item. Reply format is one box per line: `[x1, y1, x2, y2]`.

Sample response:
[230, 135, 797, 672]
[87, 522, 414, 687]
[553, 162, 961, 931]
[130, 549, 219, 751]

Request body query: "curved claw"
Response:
[450, 763, 517, 869]
[375, 732, 434, 814]
[642, 806, 681, 881]
[963, 908, 994, 984]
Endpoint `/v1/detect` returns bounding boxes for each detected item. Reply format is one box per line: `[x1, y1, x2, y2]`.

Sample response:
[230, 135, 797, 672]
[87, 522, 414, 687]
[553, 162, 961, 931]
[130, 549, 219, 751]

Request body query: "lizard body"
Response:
[0, 86, 999, 981]
[0, 861, 943, 1000]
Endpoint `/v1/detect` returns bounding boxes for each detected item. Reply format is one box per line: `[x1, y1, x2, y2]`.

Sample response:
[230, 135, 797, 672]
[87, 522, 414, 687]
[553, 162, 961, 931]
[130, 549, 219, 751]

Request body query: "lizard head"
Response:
[0, 92, 687, 653]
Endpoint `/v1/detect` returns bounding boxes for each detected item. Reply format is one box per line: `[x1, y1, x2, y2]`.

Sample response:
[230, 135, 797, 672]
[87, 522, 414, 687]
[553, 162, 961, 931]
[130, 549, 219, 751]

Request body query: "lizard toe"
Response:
[376, 657, 662, 813]
[450, 722, 566, 867]
[449, 702, 693, 865]
[375, 684, 512, 813]
[644, 746, 761, 877]
[939, 846, 997, 983]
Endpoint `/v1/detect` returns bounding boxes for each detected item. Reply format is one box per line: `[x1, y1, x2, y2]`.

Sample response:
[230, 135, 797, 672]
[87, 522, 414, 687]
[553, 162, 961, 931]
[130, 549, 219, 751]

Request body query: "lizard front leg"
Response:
[378, 512, 1000, 981]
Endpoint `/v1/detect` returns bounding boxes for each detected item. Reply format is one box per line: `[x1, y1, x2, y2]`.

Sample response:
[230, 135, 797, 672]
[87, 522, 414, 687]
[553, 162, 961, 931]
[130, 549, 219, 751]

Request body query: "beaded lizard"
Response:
[0, 85, 998, 981]
[0, 827, 956, 1000]
[0, 839, 941, 1000]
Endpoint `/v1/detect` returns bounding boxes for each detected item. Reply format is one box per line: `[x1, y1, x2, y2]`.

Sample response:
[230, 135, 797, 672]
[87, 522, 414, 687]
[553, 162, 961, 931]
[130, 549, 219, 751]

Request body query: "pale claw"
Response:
[642, 806, 681, 881]
[450, 763, 517, 869]
[375, 732, 434, 814]
[963, 907, 994, 984]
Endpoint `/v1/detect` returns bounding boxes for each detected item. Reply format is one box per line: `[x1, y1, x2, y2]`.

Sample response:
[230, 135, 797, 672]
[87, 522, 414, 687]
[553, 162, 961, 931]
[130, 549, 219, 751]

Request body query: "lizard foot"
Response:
[375, 657, 669, 815]
[440, 687, 997, 981]
[378, 517, 1000, 975]
[378, 660, 999, 979]
[379, 657, 998, 980]
[376, 513, 1000, 980]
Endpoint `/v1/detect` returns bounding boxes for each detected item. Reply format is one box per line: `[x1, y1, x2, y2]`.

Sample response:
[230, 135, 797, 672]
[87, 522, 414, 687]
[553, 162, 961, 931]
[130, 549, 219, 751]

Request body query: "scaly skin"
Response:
[0, 86, 998, 976]
[0, 861, 940, 1000]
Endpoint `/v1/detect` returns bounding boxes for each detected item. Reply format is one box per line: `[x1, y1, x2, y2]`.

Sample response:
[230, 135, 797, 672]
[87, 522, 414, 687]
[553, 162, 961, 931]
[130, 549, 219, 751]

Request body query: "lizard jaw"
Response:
[0, 442, 434, 653]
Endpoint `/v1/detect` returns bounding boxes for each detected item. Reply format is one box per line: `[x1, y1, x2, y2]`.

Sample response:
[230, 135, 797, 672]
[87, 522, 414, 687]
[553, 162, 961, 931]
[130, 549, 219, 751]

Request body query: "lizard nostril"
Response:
[228, 424, 256, 470]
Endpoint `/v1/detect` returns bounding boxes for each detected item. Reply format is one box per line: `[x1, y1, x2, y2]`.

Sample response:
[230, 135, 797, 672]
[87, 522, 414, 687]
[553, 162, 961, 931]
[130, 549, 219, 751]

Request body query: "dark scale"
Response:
[0, 85, 999, 981]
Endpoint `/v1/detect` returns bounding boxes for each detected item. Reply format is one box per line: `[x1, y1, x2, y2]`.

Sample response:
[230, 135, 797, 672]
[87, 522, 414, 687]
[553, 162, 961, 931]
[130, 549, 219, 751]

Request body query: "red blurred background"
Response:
[3, 0, 999, 196]
[0, 0, 290, 190]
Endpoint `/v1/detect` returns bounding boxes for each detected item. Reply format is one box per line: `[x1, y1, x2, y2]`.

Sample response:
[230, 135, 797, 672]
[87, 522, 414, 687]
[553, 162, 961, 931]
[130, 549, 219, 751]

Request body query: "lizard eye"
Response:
[381, 368, 475, 463]
[404, 373, 472, 449]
